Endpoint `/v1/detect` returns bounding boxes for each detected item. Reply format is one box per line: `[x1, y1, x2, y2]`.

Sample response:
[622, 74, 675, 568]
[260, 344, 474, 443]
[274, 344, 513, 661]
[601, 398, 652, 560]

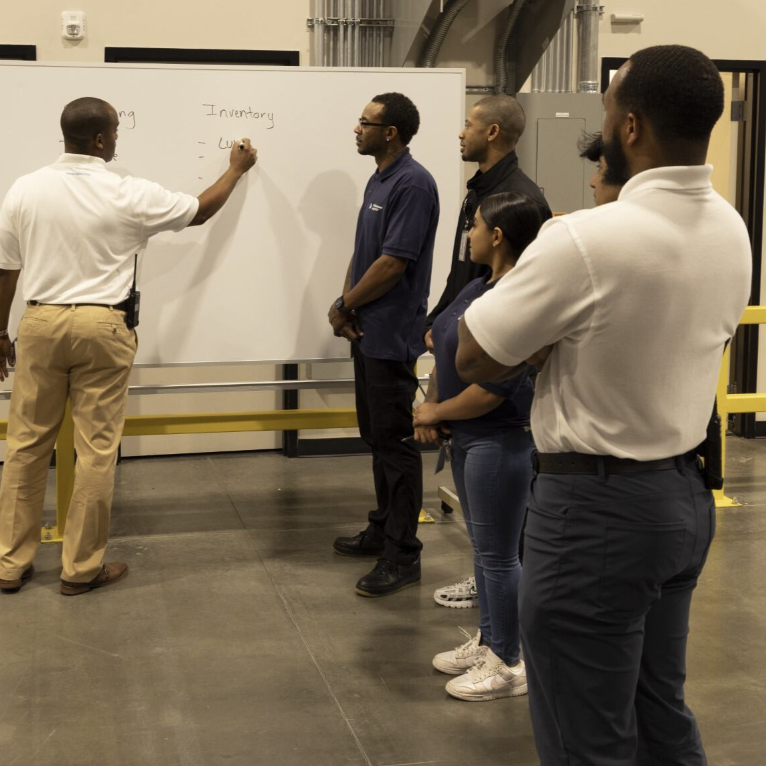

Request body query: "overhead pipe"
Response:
[362, 0, 369, 66]
[541, 44, 553, 92]
[494, 0, 529, 94]
[312, 0, 325, 66]
[531, 51, 544, 93]
[347, 0, 355, 66]
[378, 0, 386, 67]
[352, 0, 361, 67]
[341, 0, 348, 65]
[420, 0, 471, 68]
[553, 18, 564, 91]
[529, 9, 574, 94]
[576, 2, 604, 93]
[561, 11, 573, 92]
[309, 0, 391, 67]
[553, 11, 574, 92]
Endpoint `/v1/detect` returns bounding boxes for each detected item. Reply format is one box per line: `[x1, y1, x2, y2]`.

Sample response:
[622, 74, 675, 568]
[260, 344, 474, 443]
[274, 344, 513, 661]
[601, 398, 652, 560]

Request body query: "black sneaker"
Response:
[333, 530, 385, 557]
[355, 557, 421, 597]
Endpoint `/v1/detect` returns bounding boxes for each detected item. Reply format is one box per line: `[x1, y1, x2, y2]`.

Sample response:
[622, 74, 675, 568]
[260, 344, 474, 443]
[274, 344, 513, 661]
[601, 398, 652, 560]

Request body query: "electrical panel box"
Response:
[516, 93, 603, 214]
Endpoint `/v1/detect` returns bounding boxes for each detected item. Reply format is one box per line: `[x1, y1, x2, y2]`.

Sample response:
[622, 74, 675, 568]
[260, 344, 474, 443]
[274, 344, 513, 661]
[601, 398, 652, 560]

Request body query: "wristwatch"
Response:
[334, 296, 349, 314]
[0, 329, 8, 338]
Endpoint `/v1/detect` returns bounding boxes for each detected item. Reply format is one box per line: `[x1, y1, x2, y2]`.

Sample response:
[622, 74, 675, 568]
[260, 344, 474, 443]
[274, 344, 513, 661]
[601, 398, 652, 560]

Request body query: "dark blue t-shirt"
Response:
[431, 276, 533, 435]
[352, 149, 439, 361]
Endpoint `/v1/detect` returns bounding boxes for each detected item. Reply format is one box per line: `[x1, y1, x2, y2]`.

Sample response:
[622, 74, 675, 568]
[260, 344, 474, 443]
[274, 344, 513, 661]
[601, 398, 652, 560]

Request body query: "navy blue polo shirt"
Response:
[431, 276, 533, 435]
[351, 149, 439, 361]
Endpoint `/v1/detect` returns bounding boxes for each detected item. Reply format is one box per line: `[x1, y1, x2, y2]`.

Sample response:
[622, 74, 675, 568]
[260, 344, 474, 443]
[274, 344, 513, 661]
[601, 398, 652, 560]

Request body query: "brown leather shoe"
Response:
[60, 562, 129, 596]
[0, 565, 35, 594]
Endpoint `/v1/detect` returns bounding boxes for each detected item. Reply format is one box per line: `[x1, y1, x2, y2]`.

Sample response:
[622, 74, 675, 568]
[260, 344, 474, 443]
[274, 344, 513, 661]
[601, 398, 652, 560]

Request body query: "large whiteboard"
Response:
[0, 63, 464, 364]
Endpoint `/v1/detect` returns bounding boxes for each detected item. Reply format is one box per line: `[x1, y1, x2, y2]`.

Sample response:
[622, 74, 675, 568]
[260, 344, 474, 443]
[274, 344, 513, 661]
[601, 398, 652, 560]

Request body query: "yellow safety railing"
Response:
[714, 305, 766, 508]
[0, 405, 357, 543]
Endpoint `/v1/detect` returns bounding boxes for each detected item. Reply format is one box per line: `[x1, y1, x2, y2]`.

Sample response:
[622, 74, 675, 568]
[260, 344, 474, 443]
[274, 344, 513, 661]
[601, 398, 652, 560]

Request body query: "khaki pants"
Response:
[0, 304, 136, 582]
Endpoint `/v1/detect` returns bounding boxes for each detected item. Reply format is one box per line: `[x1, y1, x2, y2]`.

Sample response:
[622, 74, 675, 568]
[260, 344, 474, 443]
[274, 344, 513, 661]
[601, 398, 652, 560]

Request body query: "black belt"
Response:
[533, 451, 697, 475]
[27, 299, 129, 311]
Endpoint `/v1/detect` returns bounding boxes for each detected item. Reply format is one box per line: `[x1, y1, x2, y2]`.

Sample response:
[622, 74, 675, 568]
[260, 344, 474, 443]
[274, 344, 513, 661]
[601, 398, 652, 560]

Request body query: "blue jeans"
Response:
[450, 426, 534, 665]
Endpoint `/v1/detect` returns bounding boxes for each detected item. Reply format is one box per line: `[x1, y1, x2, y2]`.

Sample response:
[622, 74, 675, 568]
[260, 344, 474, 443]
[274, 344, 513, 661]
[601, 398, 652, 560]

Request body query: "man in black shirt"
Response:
[429, 95, 550, 611]
[425, 95, 551, 348]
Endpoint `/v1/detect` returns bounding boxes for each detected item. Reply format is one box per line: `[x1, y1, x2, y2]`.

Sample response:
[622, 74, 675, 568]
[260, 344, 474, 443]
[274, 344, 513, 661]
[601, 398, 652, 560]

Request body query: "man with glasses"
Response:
[328, 92, 439, 597]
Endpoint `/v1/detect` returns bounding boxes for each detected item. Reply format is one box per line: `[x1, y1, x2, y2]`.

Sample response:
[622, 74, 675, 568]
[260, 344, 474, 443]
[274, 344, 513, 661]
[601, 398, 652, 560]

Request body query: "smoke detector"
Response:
[61, 11, 86, 41]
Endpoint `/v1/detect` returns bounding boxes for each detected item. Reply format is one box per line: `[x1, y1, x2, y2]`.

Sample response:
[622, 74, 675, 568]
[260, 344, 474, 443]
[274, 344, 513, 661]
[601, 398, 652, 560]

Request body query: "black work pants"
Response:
[520, 454, 712, 766]
[352, 344, 422, 564]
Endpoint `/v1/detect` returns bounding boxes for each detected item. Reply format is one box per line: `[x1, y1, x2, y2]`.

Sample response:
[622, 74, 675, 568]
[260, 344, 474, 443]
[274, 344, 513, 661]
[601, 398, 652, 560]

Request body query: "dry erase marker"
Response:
[239, 141, 245, 150]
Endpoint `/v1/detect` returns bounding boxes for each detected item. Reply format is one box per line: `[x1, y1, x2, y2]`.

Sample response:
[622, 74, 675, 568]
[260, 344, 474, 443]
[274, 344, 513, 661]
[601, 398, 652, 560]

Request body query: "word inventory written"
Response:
[204, 103, 276, 131]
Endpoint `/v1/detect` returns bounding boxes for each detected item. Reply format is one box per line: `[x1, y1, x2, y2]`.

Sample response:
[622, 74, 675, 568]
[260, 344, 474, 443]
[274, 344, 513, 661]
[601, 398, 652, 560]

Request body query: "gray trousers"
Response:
[520, 453, 712, 766]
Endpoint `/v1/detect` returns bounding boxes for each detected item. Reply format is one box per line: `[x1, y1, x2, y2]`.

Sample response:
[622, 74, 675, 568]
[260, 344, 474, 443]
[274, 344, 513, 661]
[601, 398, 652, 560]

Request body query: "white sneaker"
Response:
[433, 575, 478, 609]
[432, 628, 488, 675]
[445, 650, 527, 701]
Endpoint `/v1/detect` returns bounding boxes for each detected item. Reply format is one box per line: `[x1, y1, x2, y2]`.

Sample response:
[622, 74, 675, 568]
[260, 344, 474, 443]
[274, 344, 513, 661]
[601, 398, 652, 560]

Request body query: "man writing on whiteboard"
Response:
[328, 92, 439, 597]
[0, 97, 256, 596]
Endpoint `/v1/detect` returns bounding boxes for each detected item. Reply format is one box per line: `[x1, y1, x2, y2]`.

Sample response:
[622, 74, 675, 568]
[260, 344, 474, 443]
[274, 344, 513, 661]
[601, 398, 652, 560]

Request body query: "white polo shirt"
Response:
[465, 165, 752, 460]
[0, 154, 199, 305]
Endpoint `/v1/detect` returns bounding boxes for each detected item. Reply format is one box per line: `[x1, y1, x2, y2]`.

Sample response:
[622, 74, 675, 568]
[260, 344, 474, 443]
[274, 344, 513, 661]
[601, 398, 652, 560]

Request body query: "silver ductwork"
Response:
[575, 2, 604, 93]
[530, 8, 573, 93]
[308, 0, 394, 67]
[308, 0, 587, 96]
[494, 0, 530, 94]
[531, 2, 601, 95]
[419, 0, 472, 68]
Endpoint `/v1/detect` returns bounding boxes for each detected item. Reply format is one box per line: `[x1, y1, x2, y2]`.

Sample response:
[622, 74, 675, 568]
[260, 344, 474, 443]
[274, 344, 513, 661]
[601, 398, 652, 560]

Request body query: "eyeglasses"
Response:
[357, 119, 390, 129]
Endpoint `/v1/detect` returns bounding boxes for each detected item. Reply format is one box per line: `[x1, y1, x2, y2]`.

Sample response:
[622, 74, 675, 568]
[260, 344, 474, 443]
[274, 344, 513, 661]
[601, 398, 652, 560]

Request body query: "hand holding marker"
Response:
[231, 139, 257, 173]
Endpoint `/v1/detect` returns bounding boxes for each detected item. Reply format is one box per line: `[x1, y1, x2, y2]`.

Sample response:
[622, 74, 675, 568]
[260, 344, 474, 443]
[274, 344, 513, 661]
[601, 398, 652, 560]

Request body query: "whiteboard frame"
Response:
[0, 61, 466, 365]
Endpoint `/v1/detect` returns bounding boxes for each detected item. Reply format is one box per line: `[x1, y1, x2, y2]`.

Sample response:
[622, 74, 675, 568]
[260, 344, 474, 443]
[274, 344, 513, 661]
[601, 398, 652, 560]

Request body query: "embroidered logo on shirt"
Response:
[368, 203, 383, 212]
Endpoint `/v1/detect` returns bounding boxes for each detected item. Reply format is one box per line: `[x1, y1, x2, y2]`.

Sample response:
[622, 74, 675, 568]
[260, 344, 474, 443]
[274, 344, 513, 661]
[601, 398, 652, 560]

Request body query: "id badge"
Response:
[457, 230, 469, 262]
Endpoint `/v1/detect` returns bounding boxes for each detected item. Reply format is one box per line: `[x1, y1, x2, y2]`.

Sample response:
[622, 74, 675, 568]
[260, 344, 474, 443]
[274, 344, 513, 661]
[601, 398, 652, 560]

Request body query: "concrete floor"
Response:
[1, 436, 765, 766]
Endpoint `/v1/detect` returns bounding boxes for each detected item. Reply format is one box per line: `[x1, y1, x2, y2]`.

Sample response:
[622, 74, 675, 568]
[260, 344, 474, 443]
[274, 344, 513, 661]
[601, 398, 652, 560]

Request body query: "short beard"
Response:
[602, 134, 632, 187]
[358, 136, 385, 157]
[461, 145, 485, 165]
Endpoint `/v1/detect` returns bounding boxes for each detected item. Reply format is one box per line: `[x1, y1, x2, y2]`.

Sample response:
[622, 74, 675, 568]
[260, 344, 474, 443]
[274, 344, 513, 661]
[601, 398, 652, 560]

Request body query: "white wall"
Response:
[6, 1, 311, 62]
[598, 1, 766, 61]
